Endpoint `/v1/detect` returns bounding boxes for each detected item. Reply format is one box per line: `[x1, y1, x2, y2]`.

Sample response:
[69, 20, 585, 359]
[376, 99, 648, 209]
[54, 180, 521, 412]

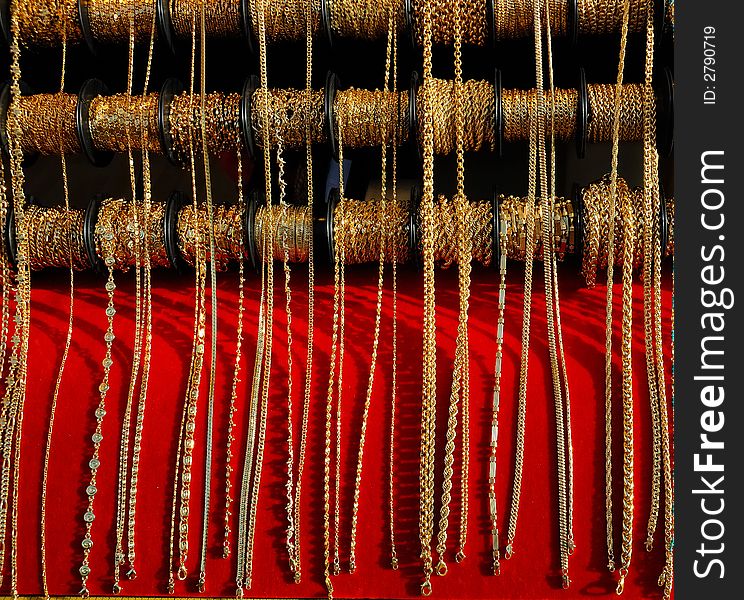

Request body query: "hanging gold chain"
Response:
[604, 0, 631, 580]
[387, 19, 400, 571]
[505, 42, 540, 569]
[419, 0, 438, 593]
[285, 0, 317, 584]
[41, 21, 73, 599]
[348, 6, 396, 573]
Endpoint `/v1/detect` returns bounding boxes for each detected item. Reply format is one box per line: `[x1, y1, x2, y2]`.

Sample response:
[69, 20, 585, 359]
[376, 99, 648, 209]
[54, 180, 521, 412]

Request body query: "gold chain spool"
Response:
[171, 0, 242, 39]
[93, 199, 170, 270]
[254, 204, 313, 264]
[412, 0, 488, 45]
[169, 91, 241, 161]
[17, 0, 83, 46]
[330, 0, 404, 39]
[26, 205, 88, 270]
[87, 0, 155, 44]
[16, 93, 80, 155]
[176, 202, 243, 270]
[251, 88, 326, 149]
[333, 198, 410, 265]
[334, 88, 409, 149]
[89, 93, 161, 153]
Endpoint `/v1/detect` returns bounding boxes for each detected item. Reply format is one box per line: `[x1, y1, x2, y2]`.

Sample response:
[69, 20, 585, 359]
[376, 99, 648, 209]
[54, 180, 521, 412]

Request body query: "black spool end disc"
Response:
[566, 0, 579, 48]
[321, 0, 334, 47]
[84, 195, 105, 275]
[326, 187, 339, 265]
[245, 189, 259, 272]
[404, 0, 417, 49]
[576, 67, 588, 159]
[3, 200, 14, 268]
[494, 68, 503, 157]
[313, 187, 331, 270]
[409, 184, 421, 271]
[409, 71, 421, 159]
[324, 71, 340, 162]
[655, 66, 674, 157]
[1, 81, 38, 166]
[78, 78, 113, 167]
[158, 77, 184, 166]
[573, 183, 584, 258]
[78, 0, 98, 55]
[486, 0, 496, 46]
[0, 0, 9, 47]
[165, 190, 190, 273]
[492, 190, 500, 268]
[156, 0, 176, 55]
[240, 75, 259, 161]
[655, 0, 667, 43]
[240, 0, 256, 54]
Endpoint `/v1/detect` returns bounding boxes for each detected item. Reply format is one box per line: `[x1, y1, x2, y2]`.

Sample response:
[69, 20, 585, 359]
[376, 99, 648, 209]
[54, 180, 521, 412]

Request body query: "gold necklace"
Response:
[419, 0, 438, 594]
[242, 0, 276, 589]
[236, 197, 267, 596]
[198, 0, 221, 589]
[504, 79, 538, 566]
[78, 200, 120, 598]
[641, 3, 673, 597]
[222, 146, 245, 560]
[348, 8, 396, 573]
[288, 0, 317, 583]
[489, 204, 508, 575]
[387, 21, 400, 571]
[332, 129, 347, 578]
[604, 0, 631, 590]
[537, 0, 572, 586]
[40, 29, 73, 600]
[168, 10, 207, 589]
[435, 0, 471, 575]
[114, 19, 143, 592]
[125, 8, 158, 582]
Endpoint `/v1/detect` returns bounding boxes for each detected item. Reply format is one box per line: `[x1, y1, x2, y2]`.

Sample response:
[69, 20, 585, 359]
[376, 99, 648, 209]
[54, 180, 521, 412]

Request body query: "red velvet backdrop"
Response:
[9, 261, 672, 599]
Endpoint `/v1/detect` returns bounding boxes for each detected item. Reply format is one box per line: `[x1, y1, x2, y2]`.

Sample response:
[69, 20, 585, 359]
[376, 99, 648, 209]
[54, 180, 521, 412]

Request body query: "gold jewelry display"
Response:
[15, 0, 652, 47]
[11, 79, 649, 158]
